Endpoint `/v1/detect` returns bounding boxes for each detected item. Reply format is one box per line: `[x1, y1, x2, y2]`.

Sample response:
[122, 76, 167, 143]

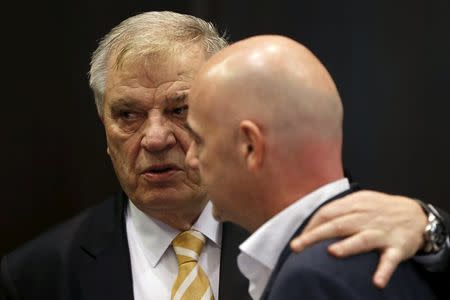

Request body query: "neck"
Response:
[260, 171, 344, 229]
[133, 198, 209, 231]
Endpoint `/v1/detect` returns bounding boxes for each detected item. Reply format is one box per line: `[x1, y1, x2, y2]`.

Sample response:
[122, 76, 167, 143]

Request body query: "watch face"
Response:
[433, 222, 447, 245]
[418, 202, 448, 253]
[425, 216, 447, 252]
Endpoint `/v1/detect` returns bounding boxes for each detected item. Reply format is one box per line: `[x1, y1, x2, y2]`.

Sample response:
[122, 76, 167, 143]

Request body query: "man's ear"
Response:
[100, 111, 109, 156]
[99, 111, 105, 124]
[239, 120, 264, 171]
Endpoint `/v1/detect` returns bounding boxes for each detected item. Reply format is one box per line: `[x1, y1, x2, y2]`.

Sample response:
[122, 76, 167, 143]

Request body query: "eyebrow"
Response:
[166, 91, 188, 106]
[109, 91, 188, 111]
[109, 98, 139, 109]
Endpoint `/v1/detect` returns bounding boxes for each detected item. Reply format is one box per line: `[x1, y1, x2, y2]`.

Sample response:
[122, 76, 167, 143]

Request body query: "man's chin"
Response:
[212, 205, 226, 222]
[130, 185, 208, 211]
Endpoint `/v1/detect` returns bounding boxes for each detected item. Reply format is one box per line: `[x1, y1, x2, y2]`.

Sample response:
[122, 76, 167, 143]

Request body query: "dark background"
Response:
[2, 0, 449, 257]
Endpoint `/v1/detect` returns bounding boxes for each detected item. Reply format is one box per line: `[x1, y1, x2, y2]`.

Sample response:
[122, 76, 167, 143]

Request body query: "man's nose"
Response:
[186, 141, 199, 169]
[140, 115, 176, 152]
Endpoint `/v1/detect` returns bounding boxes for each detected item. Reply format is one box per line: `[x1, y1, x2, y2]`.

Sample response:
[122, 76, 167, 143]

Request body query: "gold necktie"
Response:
[171, 230, 215, 300]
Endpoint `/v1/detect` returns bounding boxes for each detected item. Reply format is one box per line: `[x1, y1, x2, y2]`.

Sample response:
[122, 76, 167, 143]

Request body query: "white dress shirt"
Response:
[237, 178, 350, 300]
[126, 200, 221, 300]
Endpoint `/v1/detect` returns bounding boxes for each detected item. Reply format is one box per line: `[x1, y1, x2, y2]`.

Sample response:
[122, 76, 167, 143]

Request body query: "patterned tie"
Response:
[171, 230, 215, 300]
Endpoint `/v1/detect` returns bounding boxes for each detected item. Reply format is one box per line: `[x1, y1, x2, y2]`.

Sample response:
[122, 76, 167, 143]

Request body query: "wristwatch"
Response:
[416, 200, 447, 253]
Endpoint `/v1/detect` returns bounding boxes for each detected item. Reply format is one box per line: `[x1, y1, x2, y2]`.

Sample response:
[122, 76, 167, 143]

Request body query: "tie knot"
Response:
[172, 230, 206, 265]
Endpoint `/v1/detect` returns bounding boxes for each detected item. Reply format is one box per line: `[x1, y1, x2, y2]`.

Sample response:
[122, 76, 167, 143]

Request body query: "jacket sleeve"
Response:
[413, 204, 450, 300]
[435, 206, 450, 240]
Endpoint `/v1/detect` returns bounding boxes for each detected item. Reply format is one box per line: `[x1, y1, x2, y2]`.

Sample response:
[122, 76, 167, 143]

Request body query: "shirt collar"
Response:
[127, 200, 221, 268]
[191, 201, 222, 247]
[239, 178, 350, 271]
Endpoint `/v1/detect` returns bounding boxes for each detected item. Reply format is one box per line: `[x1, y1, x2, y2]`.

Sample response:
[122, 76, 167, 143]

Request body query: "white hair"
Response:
[89, 11, 228, 114]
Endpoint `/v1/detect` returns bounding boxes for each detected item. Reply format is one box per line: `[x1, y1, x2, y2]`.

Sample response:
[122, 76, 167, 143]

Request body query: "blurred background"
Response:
[2, 0, 449, 257]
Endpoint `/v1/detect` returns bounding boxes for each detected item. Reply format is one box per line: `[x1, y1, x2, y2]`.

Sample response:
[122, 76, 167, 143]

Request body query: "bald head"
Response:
[191, 35, 343, 151]
[187, 35, 345, 230]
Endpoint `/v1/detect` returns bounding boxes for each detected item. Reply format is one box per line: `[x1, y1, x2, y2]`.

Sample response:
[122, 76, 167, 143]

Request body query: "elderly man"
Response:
[1, 11, 449, 300]
[186, 35, 438, 299]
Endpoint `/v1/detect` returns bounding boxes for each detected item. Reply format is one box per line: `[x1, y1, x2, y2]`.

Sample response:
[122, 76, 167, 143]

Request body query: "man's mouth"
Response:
[142, 164, 182, 181]
[147, 165, 176, 173]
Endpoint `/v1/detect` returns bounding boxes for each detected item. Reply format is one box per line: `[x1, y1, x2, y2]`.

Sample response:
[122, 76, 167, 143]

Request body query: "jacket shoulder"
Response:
[269, 239, 435, 300]
[1, 195, 120, 277]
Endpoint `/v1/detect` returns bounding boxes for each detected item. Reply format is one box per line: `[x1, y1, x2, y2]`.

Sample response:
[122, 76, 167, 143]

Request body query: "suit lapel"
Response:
[79, 192, 134, 300]
[261, 184, 360, 300]
[219, 222, 252, 300]
[75, 194, 255, 300]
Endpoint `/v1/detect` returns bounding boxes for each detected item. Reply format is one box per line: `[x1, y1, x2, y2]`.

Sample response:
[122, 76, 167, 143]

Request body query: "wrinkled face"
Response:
[186, 85, 242, 223]
[102, 44, 208, 215]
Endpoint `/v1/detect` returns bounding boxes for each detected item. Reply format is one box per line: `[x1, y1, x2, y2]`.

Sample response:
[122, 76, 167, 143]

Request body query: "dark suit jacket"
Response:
[261, 188, 437, 300]
[0, 192, 251, 300]
[421, 207, 450, 300]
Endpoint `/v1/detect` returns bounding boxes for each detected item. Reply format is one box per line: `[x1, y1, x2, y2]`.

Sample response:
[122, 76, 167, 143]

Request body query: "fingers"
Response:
[330, 235, 404, 289]
[372, 248, 403, 289]
[302, 196, 360, 233]
[291, 215, 362, 252]
[289, 189, 426, 290]
[327, 230, 383, 257]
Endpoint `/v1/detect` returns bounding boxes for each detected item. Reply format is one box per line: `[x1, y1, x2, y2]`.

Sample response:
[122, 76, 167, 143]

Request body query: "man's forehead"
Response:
[186, 92, 202, 124]
[187, 92, 210, 133]
[104, 59, 194, 100]
[108, 42, 207, 77]
[104, 43, 208, 107]
[108, 60, 193, 85]
[188, 78, 215, 113]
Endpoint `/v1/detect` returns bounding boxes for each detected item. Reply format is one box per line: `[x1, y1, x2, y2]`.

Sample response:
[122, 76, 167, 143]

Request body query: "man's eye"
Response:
[193, 134, 203, 146]
[172, 105, 188, 116]
[118, 111, 137, 120]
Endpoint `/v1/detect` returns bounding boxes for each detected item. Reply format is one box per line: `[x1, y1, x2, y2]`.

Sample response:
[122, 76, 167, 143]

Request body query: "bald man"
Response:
[186, 35, 436, 300]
